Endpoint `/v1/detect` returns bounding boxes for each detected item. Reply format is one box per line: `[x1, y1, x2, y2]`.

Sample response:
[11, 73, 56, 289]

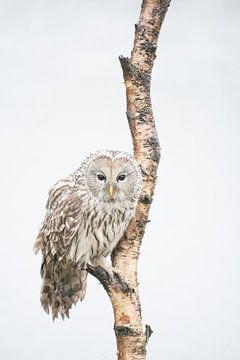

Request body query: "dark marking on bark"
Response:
[137, 301, 142, 317]
[138, 106, 151, 124]
[151, 150, 161, 163]
[139, 194, 153, 204]
[119, 56, 133, 79]
[145, 324, 153, 345]
[126, 111, 132, 125]
[114, 326, 138, 337]
[112, 272, 132, 294]
[134, 345, 147, 356]
[119, 56, 150, 89]
[140, 41, 157, 55]
[140, 165, 149, 176]
[144, 136, 159, 148]
[149, 136, 159, 147]
[136, 219, 148, 228]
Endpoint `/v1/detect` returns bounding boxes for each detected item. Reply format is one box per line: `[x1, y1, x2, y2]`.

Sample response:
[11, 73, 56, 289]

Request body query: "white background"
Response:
[0, 1, 239, 359]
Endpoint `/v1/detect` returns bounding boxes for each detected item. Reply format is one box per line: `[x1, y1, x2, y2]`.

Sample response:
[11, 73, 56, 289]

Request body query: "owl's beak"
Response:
[108, 184, 114, 198]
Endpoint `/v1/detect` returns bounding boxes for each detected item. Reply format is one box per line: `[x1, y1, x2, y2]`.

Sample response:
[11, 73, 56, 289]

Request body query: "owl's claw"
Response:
[87, 263, 131, 294]
[90, 256, 114, 278]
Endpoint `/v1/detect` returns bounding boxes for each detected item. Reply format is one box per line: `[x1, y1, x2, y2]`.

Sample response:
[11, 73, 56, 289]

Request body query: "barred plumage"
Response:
[34, 150, 142, 319]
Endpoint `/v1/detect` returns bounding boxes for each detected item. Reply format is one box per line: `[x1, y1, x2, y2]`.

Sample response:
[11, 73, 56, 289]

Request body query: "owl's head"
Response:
[81, 151, 142, 203]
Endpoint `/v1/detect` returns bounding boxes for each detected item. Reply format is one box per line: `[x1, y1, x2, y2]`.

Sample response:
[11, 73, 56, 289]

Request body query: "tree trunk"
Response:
[88, 1, 172, 359]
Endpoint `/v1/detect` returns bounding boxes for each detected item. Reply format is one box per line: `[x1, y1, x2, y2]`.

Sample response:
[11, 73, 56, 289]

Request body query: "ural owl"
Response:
[34, 150, 142, 319]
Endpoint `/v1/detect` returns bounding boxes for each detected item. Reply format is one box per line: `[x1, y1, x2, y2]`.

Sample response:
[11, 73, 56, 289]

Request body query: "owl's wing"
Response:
[33, 177, 82, 270]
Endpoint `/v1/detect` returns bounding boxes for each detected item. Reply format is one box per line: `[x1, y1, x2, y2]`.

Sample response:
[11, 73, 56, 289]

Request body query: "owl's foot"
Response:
[87, 262, 131, 294]
[90, 256, 114, 277]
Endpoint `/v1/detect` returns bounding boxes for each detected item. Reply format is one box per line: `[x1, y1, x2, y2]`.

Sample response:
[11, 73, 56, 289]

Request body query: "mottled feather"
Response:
[34, 150, 142, 319]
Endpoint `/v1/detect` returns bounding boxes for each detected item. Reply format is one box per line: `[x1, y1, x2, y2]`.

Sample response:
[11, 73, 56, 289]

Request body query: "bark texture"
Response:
[88, 1, 171, 359]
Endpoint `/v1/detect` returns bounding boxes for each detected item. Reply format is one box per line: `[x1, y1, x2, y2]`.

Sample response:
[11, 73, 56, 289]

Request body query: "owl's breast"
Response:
[67, 201, 135, 265]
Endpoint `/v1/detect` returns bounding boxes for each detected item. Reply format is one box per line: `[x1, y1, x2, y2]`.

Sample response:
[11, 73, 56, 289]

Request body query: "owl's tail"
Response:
[40, 264, 87, 320]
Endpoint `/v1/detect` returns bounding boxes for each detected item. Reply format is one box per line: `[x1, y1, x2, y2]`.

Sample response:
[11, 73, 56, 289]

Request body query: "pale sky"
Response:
[0, 1, 239, 359]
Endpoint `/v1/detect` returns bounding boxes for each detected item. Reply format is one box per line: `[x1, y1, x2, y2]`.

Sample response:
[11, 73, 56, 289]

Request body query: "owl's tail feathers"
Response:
[40, 268, 88, 320]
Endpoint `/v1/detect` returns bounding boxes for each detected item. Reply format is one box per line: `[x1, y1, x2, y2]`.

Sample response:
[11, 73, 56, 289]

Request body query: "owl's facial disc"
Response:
[86, 156, 137, 202]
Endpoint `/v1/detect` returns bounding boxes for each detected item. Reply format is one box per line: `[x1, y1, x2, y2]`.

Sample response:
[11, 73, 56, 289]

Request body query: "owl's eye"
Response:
[97, 174, 106, 181]
[117, 174, 126, 182]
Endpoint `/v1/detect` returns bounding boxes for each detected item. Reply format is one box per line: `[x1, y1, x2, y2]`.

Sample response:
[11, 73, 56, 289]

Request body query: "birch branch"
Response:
[88, 1, 171, 359]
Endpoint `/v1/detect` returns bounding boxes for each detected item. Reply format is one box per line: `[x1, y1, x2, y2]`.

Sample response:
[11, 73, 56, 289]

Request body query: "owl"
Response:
[34, 150, 142, 319]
